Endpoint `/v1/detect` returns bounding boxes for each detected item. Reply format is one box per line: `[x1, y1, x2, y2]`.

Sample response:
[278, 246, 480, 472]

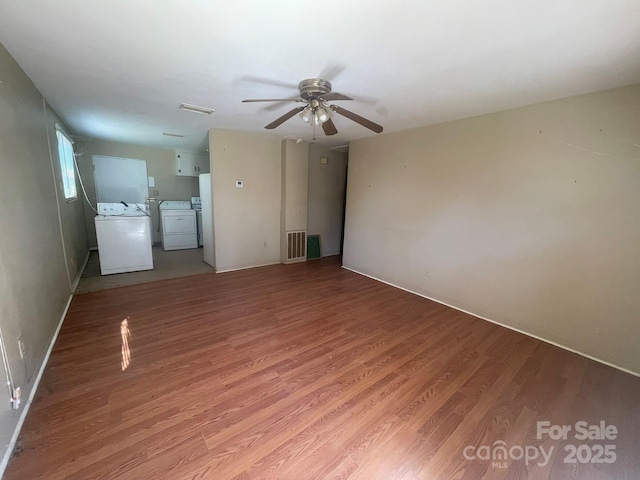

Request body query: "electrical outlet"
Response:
[18, 338, 26, 359]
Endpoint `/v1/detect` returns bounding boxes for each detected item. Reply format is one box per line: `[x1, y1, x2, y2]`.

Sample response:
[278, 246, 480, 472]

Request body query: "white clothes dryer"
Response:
[159, 201, 198, 251]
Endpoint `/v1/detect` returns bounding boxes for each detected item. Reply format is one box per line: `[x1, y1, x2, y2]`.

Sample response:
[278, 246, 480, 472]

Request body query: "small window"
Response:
[56, 129, 77, 200]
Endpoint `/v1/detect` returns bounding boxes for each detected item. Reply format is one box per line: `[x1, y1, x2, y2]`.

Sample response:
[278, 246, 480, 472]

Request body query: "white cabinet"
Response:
[176, 151, 210, 177]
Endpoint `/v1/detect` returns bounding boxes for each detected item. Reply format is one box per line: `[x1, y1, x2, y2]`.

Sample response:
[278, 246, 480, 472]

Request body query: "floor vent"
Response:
[287, 231, 306, 261]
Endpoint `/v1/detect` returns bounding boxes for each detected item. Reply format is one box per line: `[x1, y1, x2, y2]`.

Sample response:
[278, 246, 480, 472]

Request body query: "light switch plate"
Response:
[320, 157, 328, 165]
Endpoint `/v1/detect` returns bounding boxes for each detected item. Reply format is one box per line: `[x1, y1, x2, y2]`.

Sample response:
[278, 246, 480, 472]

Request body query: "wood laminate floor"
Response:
[5, 257, 640, 479]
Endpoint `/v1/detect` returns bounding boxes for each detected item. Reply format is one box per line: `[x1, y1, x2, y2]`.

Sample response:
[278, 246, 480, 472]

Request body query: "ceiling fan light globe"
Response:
[299, 107, 312, 123]
[316, 107, 329, 124]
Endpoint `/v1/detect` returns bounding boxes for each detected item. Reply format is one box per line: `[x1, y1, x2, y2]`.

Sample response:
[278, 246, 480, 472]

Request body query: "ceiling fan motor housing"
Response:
[298, 78, 332, 101]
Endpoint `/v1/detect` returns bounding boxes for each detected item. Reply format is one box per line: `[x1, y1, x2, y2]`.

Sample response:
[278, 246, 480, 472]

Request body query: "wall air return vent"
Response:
[286, 231, 306, 262]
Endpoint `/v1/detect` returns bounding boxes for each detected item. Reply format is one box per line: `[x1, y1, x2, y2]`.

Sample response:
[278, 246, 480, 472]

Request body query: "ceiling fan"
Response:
[242, 78, 383, 136]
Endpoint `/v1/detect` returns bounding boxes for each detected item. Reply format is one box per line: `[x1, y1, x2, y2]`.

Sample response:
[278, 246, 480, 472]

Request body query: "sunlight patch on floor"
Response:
[121, 317, 131, 371]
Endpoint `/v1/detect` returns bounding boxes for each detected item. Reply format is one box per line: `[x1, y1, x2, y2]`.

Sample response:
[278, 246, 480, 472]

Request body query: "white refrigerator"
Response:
[198, 173, 215, 269]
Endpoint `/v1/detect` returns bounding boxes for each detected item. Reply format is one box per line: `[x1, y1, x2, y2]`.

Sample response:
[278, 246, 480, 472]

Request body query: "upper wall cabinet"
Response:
[176, 151, 210, 177]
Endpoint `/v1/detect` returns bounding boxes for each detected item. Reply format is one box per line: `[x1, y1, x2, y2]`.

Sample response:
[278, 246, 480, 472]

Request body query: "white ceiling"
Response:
[1, 1, 639, 151]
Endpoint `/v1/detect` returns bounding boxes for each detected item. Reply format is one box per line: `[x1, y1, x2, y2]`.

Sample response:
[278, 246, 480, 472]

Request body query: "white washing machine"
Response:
[159, 200, 198, 251]
[94, 203, 154, 275]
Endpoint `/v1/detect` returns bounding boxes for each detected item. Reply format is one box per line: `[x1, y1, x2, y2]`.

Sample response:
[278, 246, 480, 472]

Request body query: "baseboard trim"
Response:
[216, 261, 280, 274]
[283, 258, 306, 265]
[0, 293, 71, 477]
[71, 250, 90, 293]
[323, 252, 341, 257]
[342, 265, 639, 378]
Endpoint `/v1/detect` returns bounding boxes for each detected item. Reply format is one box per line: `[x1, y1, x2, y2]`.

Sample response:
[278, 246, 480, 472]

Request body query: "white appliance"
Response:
[199, 174, 215, 268]
[159, 200, 198, 251]
[94, 202, 154, 275]
[191, 196, 203, 247]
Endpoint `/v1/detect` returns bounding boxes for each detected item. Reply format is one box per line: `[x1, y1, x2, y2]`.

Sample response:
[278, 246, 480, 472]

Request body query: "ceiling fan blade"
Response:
[242, 98, 300, 103]
[263, 100, 299, 112]
[321, 92, 353, 101]
[265, 106, 305, 129]
[330, 106, 383, 133]
[318, 64, 346, 82]
[241, 75, 298, 89]
[322, 118, 338, 136]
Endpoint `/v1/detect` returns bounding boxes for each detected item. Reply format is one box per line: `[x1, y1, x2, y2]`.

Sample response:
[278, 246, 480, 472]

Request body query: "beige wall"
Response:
[282, 140, 309, 231]
[0, 42, 87, 468]
[307, 145, 348, 256]
[209, 129, 282, 272]
[75, 139, 200, 246]
[344, 84, 640, 374]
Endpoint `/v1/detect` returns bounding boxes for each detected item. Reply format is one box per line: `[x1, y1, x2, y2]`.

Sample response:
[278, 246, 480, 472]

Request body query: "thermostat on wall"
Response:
[235, 180, 244, 188]
[320, 157, 328, 165]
